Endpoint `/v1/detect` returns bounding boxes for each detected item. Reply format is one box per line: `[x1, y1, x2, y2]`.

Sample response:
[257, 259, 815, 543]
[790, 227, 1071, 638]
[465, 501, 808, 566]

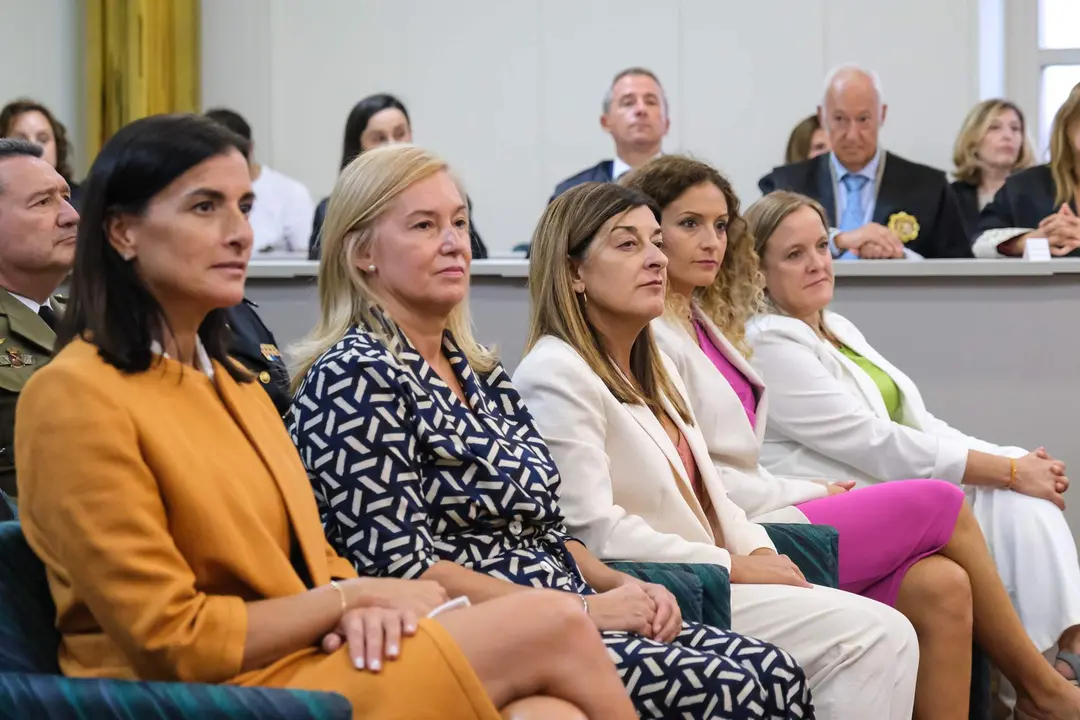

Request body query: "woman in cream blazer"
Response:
[516, 180, 923, 720]
[652, 313, 826, 524]
[743, 187, 1080, 706]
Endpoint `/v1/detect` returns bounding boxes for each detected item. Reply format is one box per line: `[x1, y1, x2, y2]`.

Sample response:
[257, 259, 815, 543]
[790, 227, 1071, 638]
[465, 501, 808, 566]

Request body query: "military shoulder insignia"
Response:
[260, 344, 282, 361]
[888, 212, 920, 244]
[6, 347, 32, 368]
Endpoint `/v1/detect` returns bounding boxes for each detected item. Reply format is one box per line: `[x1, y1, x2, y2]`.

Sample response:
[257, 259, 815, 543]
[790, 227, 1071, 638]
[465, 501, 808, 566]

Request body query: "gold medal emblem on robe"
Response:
[888, 212, 920, 244]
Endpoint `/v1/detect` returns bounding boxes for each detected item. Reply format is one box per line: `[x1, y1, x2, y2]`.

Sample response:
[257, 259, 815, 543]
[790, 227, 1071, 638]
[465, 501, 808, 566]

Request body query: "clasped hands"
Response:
[321, 577, 448, 673]
[835, 223, 906, 259]
[1013, 447, 1069, 509]
[1036, 204, 1080, 256]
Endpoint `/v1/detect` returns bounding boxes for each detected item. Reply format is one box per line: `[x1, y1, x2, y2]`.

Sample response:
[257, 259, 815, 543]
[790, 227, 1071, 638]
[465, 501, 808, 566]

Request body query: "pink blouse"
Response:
[693, 320, 758, 429]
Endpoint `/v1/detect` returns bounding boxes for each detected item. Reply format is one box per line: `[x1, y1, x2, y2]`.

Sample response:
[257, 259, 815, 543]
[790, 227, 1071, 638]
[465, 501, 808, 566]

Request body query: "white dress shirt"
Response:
[250, 166, 315, 254]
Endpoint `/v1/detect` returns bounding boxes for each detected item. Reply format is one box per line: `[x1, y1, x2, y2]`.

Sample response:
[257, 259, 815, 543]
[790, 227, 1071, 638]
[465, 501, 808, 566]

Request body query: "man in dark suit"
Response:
[550, 67, 670, 202]
[760, 66, 971, 259]
[0, 139, 78, 503]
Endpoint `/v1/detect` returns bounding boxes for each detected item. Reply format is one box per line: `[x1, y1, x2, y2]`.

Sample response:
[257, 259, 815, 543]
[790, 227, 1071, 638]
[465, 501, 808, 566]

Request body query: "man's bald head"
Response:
[818, 65, 888, 172]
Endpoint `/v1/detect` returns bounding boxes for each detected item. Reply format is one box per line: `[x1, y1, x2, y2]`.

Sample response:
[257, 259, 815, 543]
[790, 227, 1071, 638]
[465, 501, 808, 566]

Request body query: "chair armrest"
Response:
[762, 523, 840, 589]
[0, 672, 352, 720]
[605, 561, 731, 630]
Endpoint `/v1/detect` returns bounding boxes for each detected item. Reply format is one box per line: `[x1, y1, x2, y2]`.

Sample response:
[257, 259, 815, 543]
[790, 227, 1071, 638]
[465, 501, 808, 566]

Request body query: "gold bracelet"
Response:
[329, 580, 348, 619]
[579, 594, 589, 615]
[1006, 458, 1017, 490]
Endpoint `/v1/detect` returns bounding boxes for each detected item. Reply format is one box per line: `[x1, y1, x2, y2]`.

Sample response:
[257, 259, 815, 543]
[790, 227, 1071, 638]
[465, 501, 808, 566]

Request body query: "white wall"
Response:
[0, 0, 82, 173]
[202, 0, 982, 254]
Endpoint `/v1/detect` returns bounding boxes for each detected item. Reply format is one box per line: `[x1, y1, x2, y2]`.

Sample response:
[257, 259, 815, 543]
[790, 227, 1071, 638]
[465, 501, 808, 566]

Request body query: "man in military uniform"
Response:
[0, 138, 78, 516]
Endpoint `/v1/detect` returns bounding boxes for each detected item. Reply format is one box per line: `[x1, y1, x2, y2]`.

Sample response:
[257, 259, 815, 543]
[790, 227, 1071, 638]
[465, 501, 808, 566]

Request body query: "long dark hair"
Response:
[340, 94, 410, 170]
[59, 113, 251, 382]
[0, 98, 75, 181]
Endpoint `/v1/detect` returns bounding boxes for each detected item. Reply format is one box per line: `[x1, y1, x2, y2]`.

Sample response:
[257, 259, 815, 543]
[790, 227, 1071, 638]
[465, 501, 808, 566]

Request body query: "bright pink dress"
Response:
[694, 321, 963, 606]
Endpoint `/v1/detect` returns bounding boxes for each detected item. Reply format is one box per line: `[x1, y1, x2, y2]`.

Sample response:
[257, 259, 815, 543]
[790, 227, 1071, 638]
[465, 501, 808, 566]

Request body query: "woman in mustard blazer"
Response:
[12, 114, 633, 720]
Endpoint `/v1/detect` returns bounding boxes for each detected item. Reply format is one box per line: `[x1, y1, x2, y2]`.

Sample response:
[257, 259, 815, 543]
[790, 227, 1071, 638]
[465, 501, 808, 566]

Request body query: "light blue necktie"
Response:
[837, 173, 869, 260]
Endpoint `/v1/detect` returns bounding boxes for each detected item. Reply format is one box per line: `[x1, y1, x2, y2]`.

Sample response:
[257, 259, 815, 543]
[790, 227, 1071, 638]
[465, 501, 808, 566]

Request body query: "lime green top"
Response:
[838, 345, 902, 421]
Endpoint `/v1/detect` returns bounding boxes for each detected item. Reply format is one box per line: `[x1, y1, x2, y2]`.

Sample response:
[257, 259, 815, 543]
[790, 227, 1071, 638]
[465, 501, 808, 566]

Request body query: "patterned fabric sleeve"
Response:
[290, 346, 440, 579]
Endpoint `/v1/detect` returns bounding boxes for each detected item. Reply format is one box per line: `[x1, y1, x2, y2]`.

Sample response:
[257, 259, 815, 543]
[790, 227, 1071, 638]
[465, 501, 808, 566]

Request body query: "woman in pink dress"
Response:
[622, 155, 1080, 720]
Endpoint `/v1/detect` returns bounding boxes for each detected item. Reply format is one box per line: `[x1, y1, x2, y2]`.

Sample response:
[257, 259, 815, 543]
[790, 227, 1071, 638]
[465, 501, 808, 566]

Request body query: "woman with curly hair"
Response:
[621, 156, 1080, 720]
[0, 98, 79, 205]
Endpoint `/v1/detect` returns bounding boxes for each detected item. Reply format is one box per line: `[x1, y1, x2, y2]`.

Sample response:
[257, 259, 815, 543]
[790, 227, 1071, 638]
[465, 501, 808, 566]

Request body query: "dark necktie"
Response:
[38, 304, 57, 330]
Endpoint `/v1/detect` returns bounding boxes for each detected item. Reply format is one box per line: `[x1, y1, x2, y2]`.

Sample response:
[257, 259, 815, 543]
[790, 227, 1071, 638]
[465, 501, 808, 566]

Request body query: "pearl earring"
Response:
[367, 264, 376, 273]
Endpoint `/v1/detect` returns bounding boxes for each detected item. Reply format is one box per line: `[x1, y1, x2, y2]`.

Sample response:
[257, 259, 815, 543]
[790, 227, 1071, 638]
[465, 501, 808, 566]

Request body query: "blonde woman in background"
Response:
[974, 82, 1080, 257]
[287, 144, 814, 719]
[950, 99, 1034, 235]
[743, 190, 1080, 716]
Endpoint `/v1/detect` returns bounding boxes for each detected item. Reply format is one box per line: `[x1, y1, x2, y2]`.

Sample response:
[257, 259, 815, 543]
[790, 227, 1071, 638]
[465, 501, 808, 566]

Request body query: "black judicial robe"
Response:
[550, 160, 615, 202]
[977, 164, 1080, 257]
[759, 151, 972, 259]
[950, 180, 981, 240]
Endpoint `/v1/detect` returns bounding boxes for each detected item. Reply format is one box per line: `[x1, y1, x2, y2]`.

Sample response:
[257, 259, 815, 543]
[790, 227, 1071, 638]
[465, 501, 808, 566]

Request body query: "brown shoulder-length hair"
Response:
[785, 114, 821, 165]
[952, 99, 1035, 184]
[621, 155, 763, 357]
[1050, 82, 1080, 207]
[0, 99, 74, 181]
[525, 182, 691, 424]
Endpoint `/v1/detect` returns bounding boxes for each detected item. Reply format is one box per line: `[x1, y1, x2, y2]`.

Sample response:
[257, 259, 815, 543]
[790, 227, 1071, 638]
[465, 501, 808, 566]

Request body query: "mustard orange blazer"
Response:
[15, 338, 498, 719]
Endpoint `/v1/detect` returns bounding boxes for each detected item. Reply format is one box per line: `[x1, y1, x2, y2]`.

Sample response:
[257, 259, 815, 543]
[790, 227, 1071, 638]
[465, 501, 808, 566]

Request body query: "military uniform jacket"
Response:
[0, 289, 64, 496]
[224, 299, 291, 417]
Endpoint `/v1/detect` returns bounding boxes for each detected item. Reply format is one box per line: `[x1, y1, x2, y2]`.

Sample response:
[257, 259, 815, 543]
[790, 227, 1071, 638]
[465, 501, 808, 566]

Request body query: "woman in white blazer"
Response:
[513, 180, 921, 720]
[623, 156, 1080, 720]
[743, 189, 1080, 709]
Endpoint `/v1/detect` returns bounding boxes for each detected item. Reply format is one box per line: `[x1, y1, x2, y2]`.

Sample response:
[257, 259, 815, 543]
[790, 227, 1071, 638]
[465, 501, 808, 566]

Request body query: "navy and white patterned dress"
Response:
[289, 322, 813, 720]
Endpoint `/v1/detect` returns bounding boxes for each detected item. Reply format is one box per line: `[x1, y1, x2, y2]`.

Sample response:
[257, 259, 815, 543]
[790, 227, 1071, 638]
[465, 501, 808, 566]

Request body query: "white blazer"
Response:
[652, 311, 828, 524]
[744, 311, 1025, 486]
[512, 335, 775, 570]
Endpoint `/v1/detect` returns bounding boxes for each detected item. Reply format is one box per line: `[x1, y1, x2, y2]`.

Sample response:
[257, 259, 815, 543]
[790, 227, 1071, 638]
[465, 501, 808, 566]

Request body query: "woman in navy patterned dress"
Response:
[288, 144, 814, 720]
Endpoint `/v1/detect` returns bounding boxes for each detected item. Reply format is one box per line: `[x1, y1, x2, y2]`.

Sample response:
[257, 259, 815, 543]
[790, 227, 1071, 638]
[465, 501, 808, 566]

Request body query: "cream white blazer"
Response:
[513, 335, 775, 570]
[744, 311, 1025, 486]
[652, 311, 828, 523]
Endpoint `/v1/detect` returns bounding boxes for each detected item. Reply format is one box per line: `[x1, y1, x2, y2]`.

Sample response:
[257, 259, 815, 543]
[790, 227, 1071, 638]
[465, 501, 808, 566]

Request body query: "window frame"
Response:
[1006, 0, 1080, 158]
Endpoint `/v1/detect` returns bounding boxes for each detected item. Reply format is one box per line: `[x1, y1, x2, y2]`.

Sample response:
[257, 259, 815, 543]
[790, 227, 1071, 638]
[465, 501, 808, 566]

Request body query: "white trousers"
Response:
[967, 486, 1080, 651]
[732, 582, 918, 720]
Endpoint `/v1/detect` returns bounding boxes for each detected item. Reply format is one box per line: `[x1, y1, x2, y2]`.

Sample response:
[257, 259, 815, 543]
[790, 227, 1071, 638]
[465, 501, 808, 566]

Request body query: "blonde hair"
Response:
[952, 99, 1035, 184]
[290, 144, 495, 390]
[525, 182, 692, 423]
[621, 156, 763, 357]
[744, 191, 831, 321]
[1050, 82, 1080, 207]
